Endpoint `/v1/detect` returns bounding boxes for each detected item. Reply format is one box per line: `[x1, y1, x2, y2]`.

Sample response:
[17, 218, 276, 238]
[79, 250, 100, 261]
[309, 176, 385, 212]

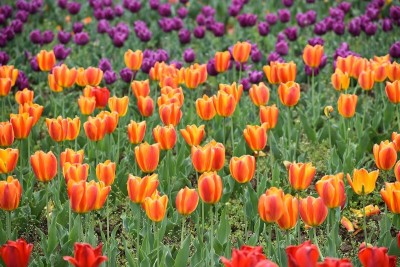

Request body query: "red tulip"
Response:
[63, 242, 107, 267]
[286, 240, 319, 267]
[0, 239, 33, 267]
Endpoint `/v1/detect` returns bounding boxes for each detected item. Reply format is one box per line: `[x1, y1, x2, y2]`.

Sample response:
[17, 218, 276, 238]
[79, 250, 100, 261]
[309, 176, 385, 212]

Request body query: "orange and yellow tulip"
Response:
[350, 57, 369, 79]
[392, 132, 400, 152]
[84, 117, 106, 141]
[175, 187, 199, 216]
[67, 180, 110, 213]
[0, 122, 14, 147]
[127, 120, 146, 145]
[299, 196, 328, 227]
[288, 162, 316, 191]
[15, 88, 33, 105]
[346, 168, 379, 195]
[213, 91, 236, 117]
[381, 181, 400, 214]
[249, 82, 270, 107]
[303, 44, 324, 68]
[53, 64, 77, 88]
[331, 69, 350, 91]
[258, 187, 284, 223]
[315, 173, 346, 209]
[143, 194, 168, 222]
[0, 176, 22, 211]
[196, 95, 216, 121]
[131, 80, 150, 98]
[198, 172, 223, 204]
[30, 151, 57, 183]
[46, 116, 81, 142]
[96, 111, 118, 134]
[243, 124, 267, 152]
[371, 62, 388, 82]
[229, 155, 255, 184]
[75, 67, 87, 87]
[214, 51, 231, 73]
[373, 141, 397, 171]
[352, 205, 380, 218]
[63, 163, 89, 183]
[152, 125, 177, 150]
[395, 161, 400, 182]
[232, 41, 251, 63]
[108, 96, 129, 117]
[341, 216, 355, 232]
[124, 49, 143, 71]
[84, 67, 103, 87]
[0, 78, 11, 97]
[135, 142, 160, 173]
[208, 140, 225, 172]
[93, 181, 111, 210]
[159, 103, 182, 126]
[96, 160, 116, 186]
[19, 103, 43, 126]
[277, 194, 299, 230]
[259, 105, 279, 130]
[180, 125, 205, 147]
[0, 148, 19, 174]
[358, 70, 375, 90]
[278, 81, 300, 107]
[0, 65, 18, 86]
[60, 149, 84, 168]
[385, 80, 400, 104]
[387, 62, 400, 82]
[184, 67, 202, 89]
[78, 96, 96, 115]
[337, 93, 358, 118]
[157, 91, 184, 108]
[263, 62, 280, 84]
[191, 144, 212, 173]
[36, 50, 56, 72]
[127, 174, 159, 204]
[219, 82, 243, 103]
[137, 96, 154, 117]
[277, 61, 297, 83]
[10, 113, 33, 139]
[85, 86, 110, 109]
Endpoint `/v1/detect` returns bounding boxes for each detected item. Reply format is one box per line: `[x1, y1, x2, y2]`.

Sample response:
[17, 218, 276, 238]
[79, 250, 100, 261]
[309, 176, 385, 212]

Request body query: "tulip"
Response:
[286, 241, 319, 267]
[196, 95, 216, 121]
[143, 194, 168, 222]
[351, 57, 369, 79]
[303, 44, 324, 68]
[358, 246, 392, 267]
[96, 160, 116, 186]
[371, 62, 388, 82]
[277, 61, 297, 83]
[0, 78, 11, 97]
[152, 125, 177, 150]
[288, 162, 316, 191]
[30, 151, 57, 182]
[278, 81, 300, 107]
[159, 103, 182, 126]
[219, 82, 243, 103]
[60, 149, 84, 168]
[229, 155, 256, 184]
[84, 117, 106, 141]
[78, 96, 96, 115]
[243, 124, 267, 152]
[158, 91, 183, 108]
[53, 64, 77, 88]
[63, 242, 107, 267]
[258, 187, 285, 223]
[263, 61, 280, 84]
[0, 176, 22, 211]
[213, 91, 236, 117]
[84, 67, 103, 86]
[127, 174, 159, 204]
[108, 96, 129, 117]
[395, 161, 400, 182]
[358, 70, 375, 90]
[131, 80, 150, 98]
[331, 69, 350, 91]
[198, 172, 223, 204]
[373, 141, 397, 170]
[299, 196, 328, 227]
[232, 41, 252, 63]
[341, 216, 355, 232]
[214, 51, 231, 73]
[10, 113, 34, 139]
[208, 140, 225, 172]
[18, 103, 43, 126]
[315, 173, 346, 208]
[380, 181, 400, 214]
[220, 245, 277, 267]
[352, 205, 380, 218]
[93, 181, 111, 210]
[387, 62, 400, 82]
[127, 120, 146, 145]
[337, 94, 358, 118]
[46, 116, 81, 142]
[63, 163, 89, 183]
[191, 144, 212, 173]
[137, 96, 154, 117]
[176, 187, 199, 216]
[0, 122, 14, 147]
[15, 88, 34, 105]
[249, 82, 270, 107]
[96, 111, 119, 134]
[184, 67, 202, 89]
[67, 180, 104, 213]
[87, 87, 110, 109]
[124, 49, 143, 71]
[36, 50, 56, 71]
[0, 239, 33, 267]
[346, 168, 379, 195]
[0, 66, 18, 86]
[180, 125, 205, 147]
[75, 67, 87, 87]
[277, 194, 299, 230]
[135, 142, 160, 173]
[385, 80, 400, 104]
[0, 148, 18, 174]
[259, 105, 279, 130]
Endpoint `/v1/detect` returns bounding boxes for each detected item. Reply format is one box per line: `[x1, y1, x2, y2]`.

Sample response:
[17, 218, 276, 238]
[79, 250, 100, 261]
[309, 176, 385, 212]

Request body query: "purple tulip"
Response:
[248, 71, 263, 84]
[258, 21, 270, 36]
[275, 40, 289, 56]
[265, 13, 278, 25]
[103, 7, 114, 20]
[366, 7, 379, 21]
[10, 20, 23, 34]
[0, 51, 10, 66]
[314, 22, 327, 35]
[114, 5, 124, 16]
[120, 67, 134, 83]
[278, 9, 290, 23]
[170, 60, 183, 69]
[0, 34, 7, 47]
[104, 70, 117, 84]
[364, 22, 377, 36]
[149, 0, 159, 10]
[308, 37, 324, 46]
[99, 58, 112, 72]
[3, 27, 15, 41]
[284, 26, 298, 41]
[1, 5, 13, 18]
[206, 59, 218, 76]
[103, 0, 113, 6]
[228, 4, 242, 17]
[42, 30, 54, 44]
[333, 22, 345, 35]
[73, 22, 84, 33]
[348, 18, 361, 36]
[389, 42, 400, 58]
[155, 49, 169, 62]
[338, 2, 351, 14]
[382, 18, 393, 32]
[67, 2, 81, 15]
[15, 10, 29, 23]
[57, 0, 68, 9]
[251, 47, 262, 63]
[210, 22, 225, 37]
[201, 5, 215, 17]
[177, 7, 188, 19]
[158, 3, 171, 17]
[29, 29, 42, 44]
[74, 32, 90, 45]
[240, 78, 251, 91]
[238, 13, 257, 27]
[172, 17, 184, 31]
[113, 33, 126, 47]
[97, 20, 110, 34]
[183, 48, 196, 63]
[16, 71, 30, 90]
[282, 0, 294, 7]
[30, 57, 40, 71]
[53, 44, 71, 60]
[193, 26, 205, 39]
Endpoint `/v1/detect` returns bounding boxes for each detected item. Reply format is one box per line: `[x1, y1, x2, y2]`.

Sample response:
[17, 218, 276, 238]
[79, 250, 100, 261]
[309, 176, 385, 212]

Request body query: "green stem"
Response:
[46, 182, 50, 232]
[363, 194, 367, 245]
[155, 222, 159, 267]
[1, 96, 5, 121]
[397, 105, 400, 131]
[107, 198, 110, 254]
[286, 107, 292, 160]
[201, 199, 204, 245]
[230, 117, 235, 154]
[311, 68, 315, 124]
[223, 117, 226, 145]
[69, 201, 72, 233]
[268, 224, 272, 259]
[181, 216, 185, 248]
[116, 127, 120, 164]
[312, 228, 324, 261]
[238, 64, 242, 83]
[243, 187, 247, 242]
[6, 211, 11, 240]
[210, 205, 214, 267]
[296, 193, 301, 244]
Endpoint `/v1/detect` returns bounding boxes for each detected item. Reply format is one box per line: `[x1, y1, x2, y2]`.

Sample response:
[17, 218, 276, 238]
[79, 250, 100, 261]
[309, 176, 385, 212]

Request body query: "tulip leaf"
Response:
[123, 238, 136, 267]
[217, 207, 230, 245]
[47, 219, 58, 255]
[174, 236, 190, 267]
[68, 215, 81, 243]
[298, 109, 317, 142]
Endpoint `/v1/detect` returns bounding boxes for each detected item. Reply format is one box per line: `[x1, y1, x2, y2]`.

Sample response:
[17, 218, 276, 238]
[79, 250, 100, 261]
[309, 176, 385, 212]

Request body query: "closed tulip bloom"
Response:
[278, 81, 300, 107]
[0, 239, 33, 267]
[96, 111, 118, 134]
[96, 160, 116, 186]
[381, 181, 400, 214]
[220, 246, 274, 267]
[208, 140, 225, 172]
[337, 93, 358, 118]
[159, 103, 182, 126]
[331, 69, 350, 91]
[46, 116, 81, 142]
[243, 124, 267, 152]
[84, 67, 103, 86]
[30, 151, 58, 182]
[127, 120, 146, 145]
[176, 186, 199, 216]
[75, 67, 87, 87]
[315, 173, 346, 209]
[93, 181, 111, 210]
[232, 41, 252, 63]
[263, 62, 280, 84]
[392, 132, 400, 151]
[371, 62, 388, 82]
[78, 96, 96, 115]
[358, 70, 375, 90]
[385, 80, 400, 104]
[180, 125, 205, 146]
[387, 62, 400, 82]
[53, 64, 77, 88]
[219, 82, 243, 103]
[249, 82, 270, 107]
[60, 149, 84, 168]
[0, 122, 14, 147]
[158, 91, 184, 108]
[19, 103, 43, 126]
[135, 142, 160, 173]
[395, 161, 400, 182]
[373, 141, 397, 170]
[259, 105, 279, 130]
[152, 125, 177, 150]
[127, 174, 159, 204]
[214, 51, 231, 73]
[36, 50, 56, 71]
[198, 172, 223, 204]
[258, 187, 285, 223]
[213, 91, 236, 117]
[10, 113, 34, 139]
[131, 80, 150, 98]
[84, 117, 106, 141]
[0, 148, 19, 174]
[137, 96, 154, 117]
[230, 155, 256, 183]
[63, 163, 89, 183]
[303, 44, 324, 68]
[0, 65, 18, 86]
[191, 144, 212, 173]
[346, 168, 379, 195]
[0, 78, 11, 97]
[0, 176, 22, 211]
[143, 194, 169, 222]
[124, 49, 143, 71]
[191, 63, 207, 86]
[358, 246, 392, 267]
[184, 67, 202, 89]
[67, 180, 98, 213]
[277, 61, 297, 83]
[299, 196, 328, 227]
[351, 57, 370, 79]
[277, 194, 299, 230]
[108, 96, 129, 117]
[15, 88, 33, 105]
[288, 162, 316, 191]
[86, 87, 110, 109]
[63, 242, 107, 267]
[286, 241, 319, 267]
[196, 95, 216, 121]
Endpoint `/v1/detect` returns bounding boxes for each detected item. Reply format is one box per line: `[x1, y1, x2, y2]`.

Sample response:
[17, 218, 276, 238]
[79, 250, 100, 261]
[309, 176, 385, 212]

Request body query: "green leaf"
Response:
[174, 236, 190, 267]
[217, 207, 230, 245]
[46, 219, 58, 255]
[298, 110, 317, 142]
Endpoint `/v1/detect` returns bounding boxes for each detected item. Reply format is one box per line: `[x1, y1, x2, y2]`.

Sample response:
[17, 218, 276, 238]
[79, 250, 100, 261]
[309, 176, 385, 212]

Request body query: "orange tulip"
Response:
[387, 62, 400, 82]
[232, 41, 251, 63]
[277, 61, 297, 83]
[249, 82, 270, 107]
[277, 194, 299, 230]
[358, 70, 375, 90]
[190, 63, 207, 85]
[219, 82, 243, 103]
[351, 57, 369, 79]
[214, 51, 231, 73]
[84, 117, 106, 141]
[341, 216, 355, 232]
[392, 132, 400, 152]
[152, 125, 177, 150]
[394, 161, 400, 182]
[19, 103, 43, 126]
[303, 44, 324, 68]
[337, 93, 358, 118]
[229, 155, 255, 183]
[373, 54, 390, 64]
[243, 124, 267, 152]
[84, 67, 103, 86]
[36, 50, 56, 71]
[131, 80, 150, 98]
[184, 67, 202, 89]
[124, 49, 143, 71]
[315, 173, 346, 209]
[46, 116, 81, 142]
[208, 140, 225, 172]
[160, 86, 183, 95]
[63, 163, 89, 183]
[15, 88, 34, 105]
[196, 95, 216, 121]
[0, 176, 22, 211]
[108, 96, 129, 117]
[96, 160, 116, 186]
[371, 62, 388, 82]
[127, 120, 146, 145]
[96, 111, 118, 134]
[258, 187, 285, 223]
[0, 78, 11, 97]
[263, 61, 280, 84]
[157, 91, 184, 108]
[0, 148, 19, 174]
[191, 144, 212, 173]
[0, 65, 18, 86]
[137, 96, 154, 117]
[259, 105, 279, 130]
[175, 187, 199, 216]
[53, 64, 77, 88]
[288, 162, 316, 191]
[299, 196, 328, 227]
[78, 96, 96, 115]
[380, 181, 400, 214]
[331, 69, 350, 91]
[180, 125, 205, 147]
[67, 180, 109, 213]
[198, 172, 223, 204]
[373, 141, 397, 171]
[159, 103, 182, 126]
[385, 80, 400, 104]
[30, 151, 57, 182]
[127, 174, 159, 204]
[0, 122, 14, 147]
[9, 113, 34, 139]
[75, 67, 87, 87]
[143, 194, 168, 222]
[48, 73, 63, 92]
[60, 149, 84, 168]
[135, 142, 160, 173]
[278, 81, 300, 107]
[346, 168, 379, 195]
[84, 86, 110, 109]
[93, 182, 111, 211]
[213, 91, 236, 117]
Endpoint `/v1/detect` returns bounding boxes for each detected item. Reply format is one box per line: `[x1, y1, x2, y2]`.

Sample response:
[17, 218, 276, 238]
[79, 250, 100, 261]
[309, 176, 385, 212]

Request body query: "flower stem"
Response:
[312, 228, 324, 261]
[210, 205, 214, 267]
[181, 216, 185, 248]
[6, 211, 11, 240]
[243, 187, 247, 242]
[311, 68, 315, 124]
[230, 117, 235, 154]
[363, 194, 367, 245]
[106, 198, 110, 255]
[155, 222, 160, 267]
[46, 182, 50, 232]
